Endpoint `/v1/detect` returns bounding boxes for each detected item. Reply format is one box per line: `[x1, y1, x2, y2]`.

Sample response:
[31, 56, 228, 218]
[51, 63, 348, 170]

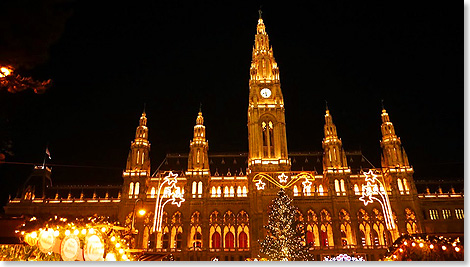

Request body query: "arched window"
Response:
[340, 229, 348, 246]
[225, 232, 234, 248]
[211, 186, 216, 197]
[141, 152, 145, 164]
[193, 231, 202, 248]
[162, 232, 169, 249]
[192, 181, 197, 196]
[176, 232, 183, 249]
[320, 228, 328, 247]
[318, 184, 324, 196]
[306, 231, 314, 247]
[293, 185, 299, 196]
[229, 186, 234, 197]
[211, 232, 221, 248]
[137, 150, 140, 164]
[134, 182, 140, 197]
[358, 230, 366, 247]
[403, 178, 409, 193]
[239, 231, 248, 248]
[224, 186, 229, 197]
[217, 186, 221, 197]
[397, 178, 404, 193]
[354, 184, 360, 195]
[335, 179, 340, 194]
[371, 229, 380, 247]
[150, 187, 155, 198]
[340, 179, 346, 192]
[129, 182, 134, 198]
[261, 120, 275, 158]
[304, 184, 311, 196]
[242, 186, 247, 197]
[237, 186, 242, 197]
[198, 181, 203, 197]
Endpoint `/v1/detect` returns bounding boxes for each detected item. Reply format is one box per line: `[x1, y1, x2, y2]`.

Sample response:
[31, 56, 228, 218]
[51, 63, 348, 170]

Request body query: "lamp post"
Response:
[131, 198, 145, 234]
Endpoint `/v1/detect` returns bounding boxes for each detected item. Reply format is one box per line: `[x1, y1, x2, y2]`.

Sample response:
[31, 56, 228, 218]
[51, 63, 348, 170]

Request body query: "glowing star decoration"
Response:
[302, 178, 312, 192]
[153, 172, 186, 232]
[278, 173, 288, 183]
[359, 170, 396, 231]
[256, 179, 266, 190]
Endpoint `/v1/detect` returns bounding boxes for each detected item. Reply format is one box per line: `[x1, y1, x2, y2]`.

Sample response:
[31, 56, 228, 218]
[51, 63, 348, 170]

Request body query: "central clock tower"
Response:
[247, 12, 290, 172]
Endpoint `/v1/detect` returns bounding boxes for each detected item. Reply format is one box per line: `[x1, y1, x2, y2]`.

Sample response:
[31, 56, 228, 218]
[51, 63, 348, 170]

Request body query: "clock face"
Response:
[260, 88, 272, 98]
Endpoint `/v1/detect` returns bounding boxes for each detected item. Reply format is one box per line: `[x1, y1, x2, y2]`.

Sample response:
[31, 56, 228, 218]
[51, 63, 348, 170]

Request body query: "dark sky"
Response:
[0, 1, 462, 209]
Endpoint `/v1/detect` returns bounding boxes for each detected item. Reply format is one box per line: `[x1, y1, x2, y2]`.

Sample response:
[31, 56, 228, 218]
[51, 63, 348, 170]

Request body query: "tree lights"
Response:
[259, 189, 312, 261]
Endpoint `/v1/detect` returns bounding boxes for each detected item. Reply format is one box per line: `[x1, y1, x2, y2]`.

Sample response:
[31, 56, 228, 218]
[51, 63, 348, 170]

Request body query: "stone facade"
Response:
[4, 15, 463, 261]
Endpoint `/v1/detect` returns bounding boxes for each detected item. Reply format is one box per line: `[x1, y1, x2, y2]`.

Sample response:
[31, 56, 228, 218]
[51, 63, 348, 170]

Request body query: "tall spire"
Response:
[188, 109, 209, 171]
[125, 112, 151, 172]
[380, 107, 410, 168]
[322, 106, 348, 171]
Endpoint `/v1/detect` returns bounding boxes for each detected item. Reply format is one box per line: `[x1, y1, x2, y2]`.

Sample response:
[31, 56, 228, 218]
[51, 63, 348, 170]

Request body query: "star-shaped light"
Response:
[164, 171, 179, 186]
[302, 178, 312, 191]
[363, 169, 378, 183]
[359, 192, 374, 206]
[256, 179, 266, 190]
[278, 173, 288, 183]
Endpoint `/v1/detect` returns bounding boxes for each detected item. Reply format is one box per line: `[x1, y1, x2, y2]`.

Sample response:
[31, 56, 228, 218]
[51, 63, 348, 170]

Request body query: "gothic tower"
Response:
[123, 110, 151, 200]
[322, 105, 349, 172]
[187, 109, 210, 198]
[380, 107, 411, 169]
[247, 12, 290, 172]
[188, 109, 209, 172]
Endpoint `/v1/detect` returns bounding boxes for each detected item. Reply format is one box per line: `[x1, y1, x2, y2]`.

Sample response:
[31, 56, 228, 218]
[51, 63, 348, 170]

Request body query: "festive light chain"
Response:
[381, 234, 463, 261]
[253, 172, 315, 190]
[11, 215, 134, 261]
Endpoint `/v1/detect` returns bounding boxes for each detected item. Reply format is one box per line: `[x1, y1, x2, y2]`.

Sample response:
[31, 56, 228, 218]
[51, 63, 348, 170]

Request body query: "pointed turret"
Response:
[322, 106, 349, 171]
[125, 110, 151, 172]
[380, 106, 410, 168]
[188, 109, 209, 171]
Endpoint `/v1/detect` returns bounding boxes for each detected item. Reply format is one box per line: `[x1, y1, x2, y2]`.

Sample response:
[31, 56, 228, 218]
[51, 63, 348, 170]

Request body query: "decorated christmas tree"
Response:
[259, 189, 312, 261]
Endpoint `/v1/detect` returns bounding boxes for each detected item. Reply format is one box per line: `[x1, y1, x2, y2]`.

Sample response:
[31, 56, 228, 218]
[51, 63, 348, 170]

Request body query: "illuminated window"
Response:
[198, 181, 203, 197]
[242, 186, 247, 197]
[192, 181, 197, 198]
[129, 182, 134, 198]
[217, 186, 221, 197]
[318, 185, 324, 196]
[340, 229, 348, 246]
[193, 231, 202, 248]
[403, 179, 409, 193]
[293, 185, 299, 196]
[442, 209, 452, 219]
[359, 230, 366, 247]
[262, 120, 274, 158]
[306, 231, 314, 247]
[340, 179, 346, 192]
[176, 232, 183, 249]
[225, 232, 234, 248]
[162, 232, 169, 249]
[397, 178, 404, 193]
[224, 186, 229, 197]
[239, 231, 248, 248]
[137, 151, 140, 164]
[455, 209, 464, 219]
[335, 180, 340, 195]
[229, 186, 234, 197]
[150, 187, 155, 198]
[371, 229, 380, 247]
[197, 150, 200, 164]
[429, 209, 439, 220]
[237, 186, 242, 197]
[211, 186, 216, 197]
[134, 182, 140, 197]
[211, 232, 221, 248]
[354, 184, 360, 195]
[304, 183, 311, 196]
[141, 152, 145, 164]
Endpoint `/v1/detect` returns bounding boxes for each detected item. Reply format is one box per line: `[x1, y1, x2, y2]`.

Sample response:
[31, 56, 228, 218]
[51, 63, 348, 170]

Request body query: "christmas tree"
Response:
[259, 189, 312, 261]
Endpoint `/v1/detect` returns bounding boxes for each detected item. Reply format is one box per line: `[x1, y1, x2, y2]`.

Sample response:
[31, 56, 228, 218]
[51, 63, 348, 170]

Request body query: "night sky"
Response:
[0, 1, 462, 210]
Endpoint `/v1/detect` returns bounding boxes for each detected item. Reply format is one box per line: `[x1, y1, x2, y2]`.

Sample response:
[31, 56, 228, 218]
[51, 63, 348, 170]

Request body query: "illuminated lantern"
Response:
[37, 229, 55, 253]
[60, 235, 81, 261]
[83, 234, 104, 261]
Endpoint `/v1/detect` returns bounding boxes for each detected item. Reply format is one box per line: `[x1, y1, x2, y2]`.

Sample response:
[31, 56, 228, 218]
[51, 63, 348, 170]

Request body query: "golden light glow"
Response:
[429, 244, 434, 249]
[419, 242, 424, 248]
[31, 231, 38, 239]
[442, 245, 447, 251]
[455, 247, 460, 252]
[64, 230, 70, 236]
[101, 227, 107, 233]
[81, 229, 87, 235]
[74, 229, 79, 235]
[0, 66, 12, 77]
[115, 242, 121, 248]
[122, 254, 128, 260]
[138, 209, 146, 216]
[111, 236, 116, 242]
[89, 228, 95, 234]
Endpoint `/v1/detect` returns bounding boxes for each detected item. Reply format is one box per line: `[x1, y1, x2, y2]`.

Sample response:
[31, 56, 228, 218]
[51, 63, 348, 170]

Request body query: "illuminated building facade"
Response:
[4, 14, 463, 261]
